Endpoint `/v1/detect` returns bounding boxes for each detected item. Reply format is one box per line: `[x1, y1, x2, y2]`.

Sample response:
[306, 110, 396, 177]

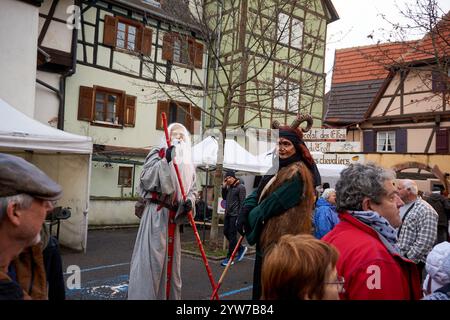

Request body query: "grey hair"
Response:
[321, 188, 336, 200]
[335, 163, 396, 211]
[401, 179, 418, 196]
[0, 194, 34, 222]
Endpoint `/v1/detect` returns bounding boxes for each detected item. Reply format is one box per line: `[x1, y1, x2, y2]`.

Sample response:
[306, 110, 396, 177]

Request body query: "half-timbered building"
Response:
[37, 0, 207, 224]
[203, 0, 338, 131]
[325, 13, 450, 192]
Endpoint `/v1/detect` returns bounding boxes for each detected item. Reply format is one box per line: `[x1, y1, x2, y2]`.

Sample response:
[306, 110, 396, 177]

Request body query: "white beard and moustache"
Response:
[170, 138, 195, 201]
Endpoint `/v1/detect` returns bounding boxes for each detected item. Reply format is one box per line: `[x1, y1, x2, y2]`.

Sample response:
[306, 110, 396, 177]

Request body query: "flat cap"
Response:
[0, 153, 62, 200]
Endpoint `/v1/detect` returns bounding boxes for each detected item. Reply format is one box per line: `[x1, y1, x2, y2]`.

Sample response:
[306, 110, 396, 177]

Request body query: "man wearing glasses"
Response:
[323, 163, 422, 300]
[0, 153, 62, 300]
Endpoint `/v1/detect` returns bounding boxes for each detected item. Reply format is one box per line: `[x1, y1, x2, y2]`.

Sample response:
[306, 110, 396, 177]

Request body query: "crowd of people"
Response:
[1, 118, 450, 301]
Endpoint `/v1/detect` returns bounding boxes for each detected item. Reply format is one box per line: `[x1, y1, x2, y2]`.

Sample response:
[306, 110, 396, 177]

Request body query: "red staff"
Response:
[210, 235, 244, 300]
[161, 112, 218, 300]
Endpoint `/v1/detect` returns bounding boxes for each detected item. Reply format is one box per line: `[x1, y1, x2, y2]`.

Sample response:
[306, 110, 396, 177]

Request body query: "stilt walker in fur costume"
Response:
[236, 114, 321, 300]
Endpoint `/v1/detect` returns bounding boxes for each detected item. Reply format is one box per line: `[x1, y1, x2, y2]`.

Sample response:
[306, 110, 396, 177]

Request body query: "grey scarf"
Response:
[349, 210, 400, 254]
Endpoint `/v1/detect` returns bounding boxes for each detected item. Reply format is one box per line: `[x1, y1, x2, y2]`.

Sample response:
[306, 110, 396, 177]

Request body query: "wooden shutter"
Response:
[162, 33, 174, 61]
[156, 100, 170, 130]
[363, 130, 375, 153]
[395, 128, 408, 153]
[194, 42, 204, 69]
[191, 105, 202, 134]
[192, 105, 201, 121]
[103, 15, 117, 47]
[436, 128, 449, 154]
[141, 28, 152, 56]
[124, 95, 137, 127]
[135, 26, 143, 52]
[188, 37, 195, 66]
[78, 86, 94, 121]
[183, 104, 193, 133]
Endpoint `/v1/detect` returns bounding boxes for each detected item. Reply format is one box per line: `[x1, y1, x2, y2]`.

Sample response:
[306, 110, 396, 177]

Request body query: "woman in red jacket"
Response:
[322, 163, 422, 300]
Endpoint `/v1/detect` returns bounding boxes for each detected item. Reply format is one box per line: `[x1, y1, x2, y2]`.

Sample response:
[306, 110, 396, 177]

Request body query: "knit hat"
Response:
[424, 241, 450, 293]
[224, 170, 236, 178]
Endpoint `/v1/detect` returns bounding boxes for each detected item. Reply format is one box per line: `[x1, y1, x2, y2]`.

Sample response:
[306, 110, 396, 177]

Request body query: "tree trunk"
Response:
[209, 163, 223, 246]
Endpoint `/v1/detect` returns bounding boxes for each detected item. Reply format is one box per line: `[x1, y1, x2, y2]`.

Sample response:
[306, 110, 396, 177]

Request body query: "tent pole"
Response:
[83, 153, 92, 254]
[202, 165, 209, 243]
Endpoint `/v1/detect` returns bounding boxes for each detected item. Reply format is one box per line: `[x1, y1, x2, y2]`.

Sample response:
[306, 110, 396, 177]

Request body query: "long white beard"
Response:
[171, 139, 195, 201]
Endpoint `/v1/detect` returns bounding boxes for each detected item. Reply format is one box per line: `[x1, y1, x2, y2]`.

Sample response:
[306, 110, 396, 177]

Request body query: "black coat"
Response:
[222, 182, 246, 217]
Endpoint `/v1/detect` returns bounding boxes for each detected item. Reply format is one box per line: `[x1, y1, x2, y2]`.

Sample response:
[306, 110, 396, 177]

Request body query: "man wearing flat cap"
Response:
[0, 153, 62, 300]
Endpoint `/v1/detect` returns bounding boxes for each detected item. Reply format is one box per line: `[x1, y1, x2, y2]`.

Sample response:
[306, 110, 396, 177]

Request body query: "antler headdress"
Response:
[272, 114, 313, 133]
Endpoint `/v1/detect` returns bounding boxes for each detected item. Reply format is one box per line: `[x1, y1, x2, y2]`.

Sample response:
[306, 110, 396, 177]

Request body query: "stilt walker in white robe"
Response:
[128, 123, 196, 300]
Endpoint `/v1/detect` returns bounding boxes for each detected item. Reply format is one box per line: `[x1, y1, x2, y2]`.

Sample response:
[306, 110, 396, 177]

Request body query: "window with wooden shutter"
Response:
[92, 86, 125, 126]
[156, 100, 170, 130]
[141, 28, 152, 56]
[162, 33, 174, 61]
[103, 15, 117, 47]
[124, 95, 137, 127]
[194, 42, 204, 69]
[362, 130, 375, 153]
[436, 128, 449, 154]
[376, 131, 396, 153]
[395, 128, 407, 153]
[78, 86, 94, 121]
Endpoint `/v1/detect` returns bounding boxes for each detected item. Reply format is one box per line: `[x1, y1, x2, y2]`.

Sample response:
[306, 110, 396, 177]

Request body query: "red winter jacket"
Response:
[322, 212, 422, 300]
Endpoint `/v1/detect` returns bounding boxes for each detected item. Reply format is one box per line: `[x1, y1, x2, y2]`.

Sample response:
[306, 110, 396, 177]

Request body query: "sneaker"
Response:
[220, 257, 234, 267]
[236, 246, 248, 262]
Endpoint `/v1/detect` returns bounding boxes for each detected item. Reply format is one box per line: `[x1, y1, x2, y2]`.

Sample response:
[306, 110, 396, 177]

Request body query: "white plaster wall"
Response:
[38, 19, 72, 52]
[35, 71, 60, 127]
[0, 0, 38, 117]
[90, 161, 143, 197]
[89, 199, 140, 225]
[38, 0, 73, 52]
[407, 128, 435, 153]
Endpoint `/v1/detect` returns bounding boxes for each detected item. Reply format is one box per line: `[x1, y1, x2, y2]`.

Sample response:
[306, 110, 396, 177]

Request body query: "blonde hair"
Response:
[261, 234, 339, 300]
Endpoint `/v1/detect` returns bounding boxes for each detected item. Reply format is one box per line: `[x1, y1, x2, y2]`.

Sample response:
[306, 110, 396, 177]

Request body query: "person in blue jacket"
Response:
[313, 188, 339, 239]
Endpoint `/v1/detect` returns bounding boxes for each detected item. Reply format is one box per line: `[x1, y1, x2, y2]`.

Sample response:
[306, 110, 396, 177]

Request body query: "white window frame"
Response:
[277, 13, 290, 46]
[273, 76, 300, 112]
[377, 131, 396, 153]
[273, 77, 287, 110]
[277, 13, 303, 49]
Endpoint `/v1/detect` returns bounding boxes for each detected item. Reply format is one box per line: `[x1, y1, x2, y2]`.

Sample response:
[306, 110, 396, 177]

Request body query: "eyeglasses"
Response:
[325, 276, 345, 294]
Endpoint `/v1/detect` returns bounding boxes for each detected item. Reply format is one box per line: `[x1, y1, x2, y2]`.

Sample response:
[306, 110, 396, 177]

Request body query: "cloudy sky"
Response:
[324, 0, 450, 90]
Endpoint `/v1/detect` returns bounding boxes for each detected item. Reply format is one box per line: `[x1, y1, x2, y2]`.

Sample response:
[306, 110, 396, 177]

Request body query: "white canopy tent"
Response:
[316, 164, 347, 187]
[0, 98, 92, 252]
[192, 138, 347, 183]
[192, 136, 273, 174]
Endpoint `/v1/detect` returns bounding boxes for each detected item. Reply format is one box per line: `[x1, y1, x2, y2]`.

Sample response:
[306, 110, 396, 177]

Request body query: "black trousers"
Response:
[252, 249, 263, 300]
[223, 215, 242, 258]
[43, 236, 66, 300]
